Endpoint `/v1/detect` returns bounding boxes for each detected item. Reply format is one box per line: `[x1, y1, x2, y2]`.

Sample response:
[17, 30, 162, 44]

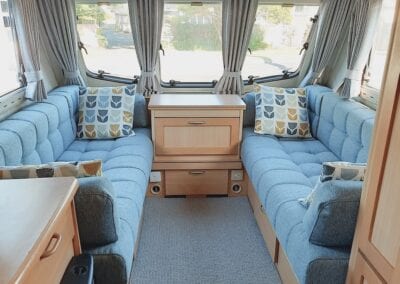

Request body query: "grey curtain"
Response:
[128, 0, 164, 96]
[339, 0, 382, 98]
[37, 0, 85, 86]
[215, 0, 259, 95]
[12, 0, 46, 101]
[300, 0, 352, 87]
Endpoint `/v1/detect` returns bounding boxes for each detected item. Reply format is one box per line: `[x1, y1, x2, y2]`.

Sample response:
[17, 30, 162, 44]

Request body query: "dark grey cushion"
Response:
[242, 92, 256, 127]
[75, 177, 119, 248]
[303, 180, 362, 247]
[133, 94, 149, 128]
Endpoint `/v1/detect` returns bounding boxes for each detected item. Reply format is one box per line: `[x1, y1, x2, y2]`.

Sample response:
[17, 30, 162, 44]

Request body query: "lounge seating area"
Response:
[0, 83, 375, 283]
[0, 86, 153, 284]
[1, 0, 399, 283]
[241, 85, 375, 283]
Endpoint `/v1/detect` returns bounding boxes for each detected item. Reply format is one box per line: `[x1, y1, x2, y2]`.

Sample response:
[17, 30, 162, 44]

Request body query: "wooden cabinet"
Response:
[154, 117, 240, 157]
[165, 170, 228, 196]
[148, 94, 246, 196]
[347, 5, 400, 283]
[0, 177, 81, 284]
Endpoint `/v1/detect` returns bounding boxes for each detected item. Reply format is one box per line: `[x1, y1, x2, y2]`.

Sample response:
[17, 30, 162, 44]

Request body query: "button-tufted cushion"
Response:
[0, 86, 79, 166]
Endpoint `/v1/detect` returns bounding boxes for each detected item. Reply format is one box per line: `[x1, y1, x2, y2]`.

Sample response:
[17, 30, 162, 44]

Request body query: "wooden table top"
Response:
[0, 177, 78, 284]
[148, 94, 246, 109]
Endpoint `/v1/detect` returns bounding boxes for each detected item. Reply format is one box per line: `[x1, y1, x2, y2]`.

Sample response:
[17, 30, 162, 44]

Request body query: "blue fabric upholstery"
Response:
[0, 86, 153, 284]
[303, 180, 362, 247]
[241, 86, 375, 284]
[316, 94, 375, 163]
[0, 86, 79, 165]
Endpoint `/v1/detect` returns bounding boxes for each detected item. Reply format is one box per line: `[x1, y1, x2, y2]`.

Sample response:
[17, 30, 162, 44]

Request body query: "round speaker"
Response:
[231, 184, 242, 194]
[151, 185, 161, 195]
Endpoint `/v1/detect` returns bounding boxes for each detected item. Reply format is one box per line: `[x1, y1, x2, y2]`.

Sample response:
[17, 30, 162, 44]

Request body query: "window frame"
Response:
[75, 2, 141, 82]
[76, 0, 317, 87]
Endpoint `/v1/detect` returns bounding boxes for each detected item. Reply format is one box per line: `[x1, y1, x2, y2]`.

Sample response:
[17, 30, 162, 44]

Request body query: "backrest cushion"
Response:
[242, 91, 256, 127]
[304, 85, 334, 136]
[0, 86, 79, 166]
[133, 93, 149, 128]
[303, 180, 362, 247]
[316, 95, 375, 163]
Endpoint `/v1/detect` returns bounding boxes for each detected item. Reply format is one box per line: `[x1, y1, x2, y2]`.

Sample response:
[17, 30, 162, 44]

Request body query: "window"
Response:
[359, 0, 396, 108]
[364, 0, 396, 90]
[0, 1, 21, 95]
[242, 5, 319, 80]
[160, 3, 223, 83]
[76, 3, 140, 78]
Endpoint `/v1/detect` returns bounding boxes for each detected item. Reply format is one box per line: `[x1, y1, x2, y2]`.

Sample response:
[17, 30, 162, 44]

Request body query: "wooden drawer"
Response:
[165, 170, 228, 195]
[154, 117, 240, 156]
[21, 205, 76, 284]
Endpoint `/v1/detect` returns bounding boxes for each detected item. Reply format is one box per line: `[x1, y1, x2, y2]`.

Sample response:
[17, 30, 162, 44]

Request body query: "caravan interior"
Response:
[0, 0, 399, 283]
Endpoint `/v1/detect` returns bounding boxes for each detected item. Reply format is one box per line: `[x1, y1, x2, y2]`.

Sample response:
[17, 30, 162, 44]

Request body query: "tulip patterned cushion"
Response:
[77, 85, 136, 139]
[254, 84, 311, 138]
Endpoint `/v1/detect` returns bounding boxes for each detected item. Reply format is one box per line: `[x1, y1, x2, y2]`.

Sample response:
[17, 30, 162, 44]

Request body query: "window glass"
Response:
[0, 1, 21, 95]
[242, 5, 319, 79]
[160, 3, 223, 82]
[76, 3, 140, 78]
[365, 0, 396, 90]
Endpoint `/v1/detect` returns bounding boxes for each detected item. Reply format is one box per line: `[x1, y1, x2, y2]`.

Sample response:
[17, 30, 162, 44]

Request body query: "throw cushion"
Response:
[0, 160, 102, 179]
[254, 84, 311, 138]
[77, 85, 136, 139]
[299, 162, 367, 208]
[75, 176, 119, 248]
[303, 180, 363, 247]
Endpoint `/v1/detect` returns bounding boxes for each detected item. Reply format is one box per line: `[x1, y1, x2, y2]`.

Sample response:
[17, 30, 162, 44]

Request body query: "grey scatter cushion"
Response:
[303, 180, 363, 247]
[75, 176, 119, 248]
[299, 162, 366, 208]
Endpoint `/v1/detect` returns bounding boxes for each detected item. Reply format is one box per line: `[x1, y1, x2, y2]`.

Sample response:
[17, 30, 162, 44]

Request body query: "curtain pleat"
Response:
[215, 0, 259, 95]
[37, 0, 85, 86]
[12, 0, 46, 101]
[128, 0, 164, 96]
[299, 0, 352, 87]
[339, 0, 382, 98]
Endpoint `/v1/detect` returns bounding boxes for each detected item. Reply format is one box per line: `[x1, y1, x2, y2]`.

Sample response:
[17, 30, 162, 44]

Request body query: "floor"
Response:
[131, 197, 281, 284]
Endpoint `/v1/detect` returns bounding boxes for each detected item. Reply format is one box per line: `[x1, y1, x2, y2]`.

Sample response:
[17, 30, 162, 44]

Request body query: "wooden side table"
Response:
[148, 94, 247, 196]
[0, 177, 81, 284]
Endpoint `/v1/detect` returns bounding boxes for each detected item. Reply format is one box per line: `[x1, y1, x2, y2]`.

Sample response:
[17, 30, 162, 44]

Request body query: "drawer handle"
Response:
[189, 170, 206, 175]
[187, 121, 206, 125]
[40, 233, 62, 260]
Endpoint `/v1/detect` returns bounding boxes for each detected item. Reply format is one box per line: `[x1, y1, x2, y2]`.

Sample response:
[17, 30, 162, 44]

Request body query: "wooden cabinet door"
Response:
[347, 5, 400, 283]
[154, 117, 240, 156]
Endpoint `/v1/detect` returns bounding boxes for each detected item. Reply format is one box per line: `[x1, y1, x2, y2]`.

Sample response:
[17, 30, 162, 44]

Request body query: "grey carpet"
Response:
[131, 197, 281, 284]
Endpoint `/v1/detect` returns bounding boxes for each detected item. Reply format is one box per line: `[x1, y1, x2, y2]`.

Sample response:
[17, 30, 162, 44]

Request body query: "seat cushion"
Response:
[58, 128, 153, 283]
[242, 126, 340, 228]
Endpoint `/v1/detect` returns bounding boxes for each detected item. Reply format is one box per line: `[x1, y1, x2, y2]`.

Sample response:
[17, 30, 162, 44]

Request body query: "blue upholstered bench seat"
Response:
[241, 85, 375, 284]
[0, 85, 153, 284]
